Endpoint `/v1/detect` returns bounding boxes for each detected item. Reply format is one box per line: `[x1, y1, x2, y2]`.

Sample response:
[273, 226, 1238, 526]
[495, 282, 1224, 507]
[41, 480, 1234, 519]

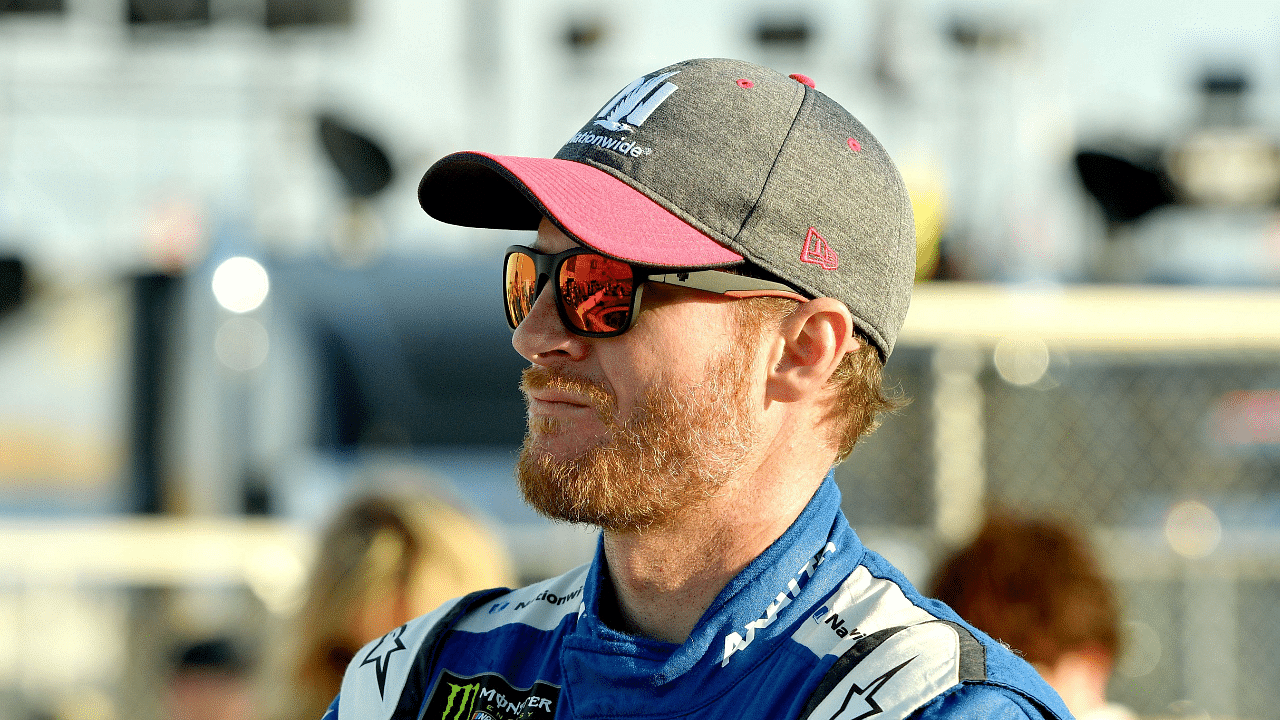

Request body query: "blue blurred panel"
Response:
[274, 253, 530, 450]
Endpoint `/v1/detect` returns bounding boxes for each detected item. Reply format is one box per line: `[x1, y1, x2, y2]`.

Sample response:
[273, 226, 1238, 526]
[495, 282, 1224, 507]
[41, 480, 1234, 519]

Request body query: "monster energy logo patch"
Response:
[425, 670, 559, 720]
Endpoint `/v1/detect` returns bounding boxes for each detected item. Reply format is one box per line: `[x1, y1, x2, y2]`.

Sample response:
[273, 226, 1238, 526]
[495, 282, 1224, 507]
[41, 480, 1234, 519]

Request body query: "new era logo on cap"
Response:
[801, 227, 839, 271]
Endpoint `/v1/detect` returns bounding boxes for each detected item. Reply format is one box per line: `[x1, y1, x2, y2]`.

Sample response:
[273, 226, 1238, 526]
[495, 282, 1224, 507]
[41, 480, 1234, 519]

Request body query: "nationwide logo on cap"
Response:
[593, 70, 680, 133]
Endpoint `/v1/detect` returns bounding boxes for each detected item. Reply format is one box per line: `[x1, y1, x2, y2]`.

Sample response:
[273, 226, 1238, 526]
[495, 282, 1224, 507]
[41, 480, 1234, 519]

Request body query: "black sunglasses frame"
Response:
[503, 244, 807, 338]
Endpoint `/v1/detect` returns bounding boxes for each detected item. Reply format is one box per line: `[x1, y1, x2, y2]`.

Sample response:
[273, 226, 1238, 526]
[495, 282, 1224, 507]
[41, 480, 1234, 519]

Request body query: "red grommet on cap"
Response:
[736, 78, 755, 88]
[789, 73, 815, 88]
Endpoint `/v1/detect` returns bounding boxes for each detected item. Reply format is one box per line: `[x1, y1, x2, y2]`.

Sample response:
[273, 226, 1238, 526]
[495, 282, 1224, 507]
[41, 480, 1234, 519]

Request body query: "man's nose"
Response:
[511, 282, 588, 364]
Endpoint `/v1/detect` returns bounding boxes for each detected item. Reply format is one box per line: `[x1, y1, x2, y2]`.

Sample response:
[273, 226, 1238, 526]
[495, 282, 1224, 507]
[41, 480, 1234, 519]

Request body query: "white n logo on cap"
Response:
[594, 70, 680, 133]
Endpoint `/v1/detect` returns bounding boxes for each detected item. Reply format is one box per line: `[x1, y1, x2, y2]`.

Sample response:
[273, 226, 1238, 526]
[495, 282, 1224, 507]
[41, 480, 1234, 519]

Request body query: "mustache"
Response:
[520, 366, 617, 418]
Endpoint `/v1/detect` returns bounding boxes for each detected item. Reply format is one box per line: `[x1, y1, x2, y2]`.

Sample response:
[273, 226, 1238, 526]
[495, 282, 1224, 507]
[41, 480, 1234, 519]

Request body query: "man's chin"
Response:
[516, 443, 604, 527]
[524, 428, 607, 466]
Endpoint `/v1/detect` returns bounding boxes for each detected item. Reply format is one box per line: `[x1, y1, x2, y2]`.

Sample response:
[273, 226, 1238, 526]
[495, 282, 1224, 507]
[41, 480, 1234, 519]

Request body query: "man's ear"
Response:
[765, 298, 860, 403]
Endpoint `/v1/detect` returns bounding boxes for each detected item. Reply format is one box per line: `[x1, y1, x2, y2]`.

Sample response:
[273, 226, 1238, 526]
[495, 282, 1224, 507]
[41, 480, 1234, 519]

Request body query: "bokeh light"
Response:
[993, 336, 1051, 386]
[1117, 619, 1163, 678]
[1164, 501, 1222, 559]
[211, 256, 269, 314]
[214, 317, 269, 372]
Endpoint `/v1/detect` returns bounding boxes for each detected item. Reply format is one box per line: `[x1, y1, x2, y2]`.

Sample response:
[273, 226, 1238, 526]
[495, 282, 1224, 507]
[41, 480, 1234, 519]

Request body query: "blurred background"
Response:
[0, 0, 1278, 718]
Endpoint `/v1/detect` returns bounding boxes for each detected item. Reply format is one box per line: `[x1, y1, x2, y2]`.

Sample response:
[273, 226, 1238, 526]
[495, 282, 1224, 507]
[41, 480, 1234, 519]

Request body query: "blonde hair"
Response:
[265, 493, 513, 720]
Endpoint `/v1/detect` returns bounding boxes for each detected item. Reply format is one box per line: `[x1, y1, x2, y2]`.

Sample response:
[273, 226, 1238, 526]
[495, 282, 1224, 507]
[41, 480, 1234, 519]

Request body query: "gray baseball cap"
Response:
[419, 57, 916, 359]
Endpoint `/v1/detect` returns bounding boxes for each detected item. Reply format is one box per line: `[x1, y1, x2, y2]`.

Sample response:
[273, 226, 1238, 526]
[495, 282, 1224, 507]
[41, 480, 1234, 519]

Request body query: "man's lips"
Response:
[520, 366, 616, 421]
[526, 390, 593, 411]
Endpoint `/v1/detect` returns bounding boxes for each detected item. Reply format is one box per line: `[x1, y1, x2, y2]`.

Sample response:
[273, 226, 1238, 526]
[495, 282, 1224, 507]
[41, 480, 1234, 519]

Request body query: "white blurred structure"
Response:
[1, 0, 1279, 277]
[2, 2, 1280, 719]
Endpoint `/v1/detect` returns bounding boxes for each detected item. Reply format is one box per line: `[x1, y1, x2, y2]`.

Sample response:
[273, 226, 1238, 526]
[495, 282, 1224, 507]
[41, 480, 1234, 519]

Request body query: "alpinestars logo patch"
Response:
[822, 657, 915, 720]
[424, 670, 560, 720]
[360, 625, 407, 699]
[593, 70, 679, 133]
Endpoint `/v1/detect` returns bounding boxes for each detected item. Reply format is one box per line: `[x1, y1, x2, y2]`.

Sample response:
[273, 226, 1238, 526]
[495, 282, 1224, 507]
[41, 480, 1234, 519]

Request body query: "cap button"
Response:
[789, 73, 816, 89]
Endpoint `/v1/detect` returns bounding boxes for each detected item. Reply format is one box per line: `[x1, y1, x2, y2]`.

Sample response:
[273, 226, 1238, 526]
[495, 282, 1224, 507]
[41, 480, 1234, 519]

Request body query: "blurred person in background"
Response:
[330, 57, 1072, 720]
[162, 638, 256, 720]
[261, 493, 513, 720]
[928, 514, 1133, 720]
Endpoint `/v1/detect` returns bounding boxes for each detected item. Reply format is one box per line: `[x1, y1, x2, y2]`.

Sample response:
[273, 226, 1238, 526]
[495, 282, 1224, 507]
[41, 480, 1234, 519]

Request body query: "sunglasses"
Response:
[504, 244, 807, 338]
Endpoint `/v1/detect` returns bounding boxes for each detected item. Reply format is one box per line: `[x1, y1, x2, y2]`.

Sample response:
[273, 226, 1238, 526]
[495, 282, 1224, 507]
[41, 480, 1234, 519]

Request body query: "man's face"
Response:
[512, 220, 767, 532]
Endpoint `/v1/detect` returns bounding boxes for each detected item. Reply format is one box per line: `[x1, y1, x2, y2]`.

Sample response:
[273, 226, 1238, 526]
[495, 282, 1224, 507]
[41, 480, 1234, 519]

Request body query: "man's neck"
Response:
[599, 461, 828, 645]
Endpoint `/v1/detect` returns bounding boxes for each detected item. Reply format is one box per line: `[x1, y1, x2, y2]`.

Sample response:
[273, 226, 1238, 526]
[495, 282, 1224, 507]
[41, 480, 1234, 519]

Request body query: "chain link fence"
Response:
[837, 285, 1280, 720]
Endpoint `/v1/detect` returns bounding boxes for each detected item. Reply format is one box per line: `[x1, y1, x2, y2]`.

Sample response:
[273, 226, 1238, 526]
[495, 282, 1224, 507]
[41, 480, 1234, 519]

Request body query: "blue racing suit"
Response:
[327, 474, 1073, 720]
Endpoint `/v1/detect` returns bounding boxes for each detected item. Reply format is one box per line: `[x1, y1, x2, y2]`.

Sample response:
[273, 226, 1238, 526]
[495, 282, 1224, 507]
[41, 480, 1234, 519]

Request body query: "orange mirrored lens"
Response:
[505, 252, 538, 328]
[558, 254, 634, 333]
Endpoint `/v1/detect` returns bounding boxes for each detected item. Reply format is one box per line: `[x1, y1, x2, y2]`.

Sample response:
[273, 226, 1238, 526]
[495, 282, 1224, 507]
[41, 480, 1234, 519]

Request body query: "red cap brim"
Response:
[419, 151, 743, 267]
